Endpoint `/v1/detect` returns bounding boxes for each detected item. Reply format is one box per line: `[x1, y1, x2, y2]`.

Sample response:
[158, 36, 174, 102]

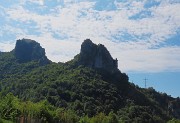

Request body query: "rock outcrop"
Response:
[168, 99, 180, 119]
[14, 39, 50, 65]
[78, 39, 119, 74]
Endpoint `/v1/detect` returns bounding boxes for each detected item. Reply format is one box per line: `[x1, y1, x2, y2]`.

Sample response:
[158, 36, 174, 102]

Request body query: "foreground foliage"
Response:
[0, 93, 179, 123]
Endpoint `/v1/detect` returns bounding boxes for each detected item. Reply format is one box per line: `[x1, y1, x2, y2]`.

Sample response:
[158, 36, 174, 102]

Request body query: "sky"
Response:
[0, 0, 179, 97]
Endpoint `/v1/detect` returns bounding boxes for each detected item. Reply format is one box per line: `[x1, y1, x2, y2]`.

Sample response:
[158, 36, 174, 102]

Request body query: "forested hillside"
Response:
[0, 39, 179, 123]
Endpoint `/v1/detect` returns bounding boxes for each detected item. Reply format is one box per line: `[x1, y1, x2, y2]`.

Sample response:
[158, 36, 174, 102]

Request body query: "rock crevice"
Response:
[78, 39, 119, 73]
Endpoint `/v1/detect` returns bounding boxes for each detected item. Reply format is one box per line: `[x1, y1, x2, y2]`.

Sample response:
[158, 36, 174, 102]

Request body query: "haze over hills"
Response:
[0, 39, 180, 122]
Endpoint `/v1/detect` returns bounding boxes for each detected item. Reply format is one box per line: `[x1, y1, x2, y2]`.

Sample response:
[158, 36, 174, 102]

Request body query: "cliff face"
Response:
[168, 99, 180, 119]
[14, 39, 50, 65]
[78, 39, 118, 73]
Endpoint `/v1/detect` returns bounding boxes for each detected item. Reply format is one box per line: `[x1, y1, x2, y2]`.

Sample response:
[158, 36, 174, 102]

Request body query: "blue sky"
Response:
[0, 0, 179, 97]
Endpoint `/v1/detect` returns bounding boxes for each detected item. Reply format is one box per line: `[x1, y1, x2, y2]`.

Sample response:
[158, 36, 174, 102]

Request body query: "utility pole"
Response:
[144, 78, 148, 88]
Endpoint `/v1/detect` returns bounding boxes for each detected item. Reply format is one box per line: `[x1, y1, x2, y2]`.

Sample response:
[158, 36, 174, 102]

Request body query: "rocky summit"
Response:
[14, 39, 50, 65]
[0, 38, 180, 122]
[78, 39, 118, 74]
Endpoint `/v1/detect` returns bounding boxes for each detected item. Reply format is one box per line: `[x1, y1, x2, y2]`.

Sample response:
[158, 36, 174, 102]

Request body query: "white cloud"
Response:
[26, 0, 44, 5]
[0, 0, 180, 72]
[114, 46, 180, 72]
[0, 42, 15, 52]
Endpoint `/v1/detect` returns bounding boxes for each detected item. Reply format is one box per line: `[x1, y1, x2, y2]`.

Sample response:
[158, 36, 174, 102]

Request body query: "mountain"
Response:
[0, 39, 51, 78]
[0, 39, 180, 123]
[14, 38, 50, 65]
[77, 39, 118, 73]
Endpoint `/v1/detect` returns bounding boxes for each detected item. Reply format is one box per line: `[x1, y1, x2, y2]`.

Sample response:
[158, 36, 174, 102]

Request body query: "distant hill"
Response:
[0, 39, 179, 123]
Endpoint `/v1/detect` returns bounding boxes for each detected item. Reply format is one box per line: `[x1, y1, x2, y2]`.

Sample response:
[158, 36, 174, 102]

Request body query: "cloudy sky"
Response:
[0, 0, 180, 97]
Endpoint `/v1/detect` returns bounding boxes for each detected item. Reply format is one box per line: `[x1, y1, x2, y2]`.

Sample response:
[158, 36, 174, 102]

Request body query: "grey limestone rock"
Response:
[78, 39, 118, 73]
[14, 38, 50, 65]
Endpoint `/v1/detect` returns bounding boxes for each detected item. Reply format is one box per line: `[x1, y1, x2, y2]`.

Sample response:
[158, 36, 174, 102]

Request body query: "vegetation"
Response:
[0, 48, 180, 122]
[0, 93, 179, 123]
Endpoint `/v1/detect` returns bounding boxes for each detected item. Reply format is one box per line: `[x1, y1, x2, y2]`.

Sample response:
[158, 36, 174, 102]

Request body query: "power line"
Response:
[144, 78, 148, 88]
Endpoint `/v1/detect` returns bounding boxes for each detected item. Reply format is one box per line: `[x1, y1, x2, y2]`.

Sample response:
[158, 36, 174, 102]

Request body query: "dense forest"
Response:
[0, 39, 180, 123]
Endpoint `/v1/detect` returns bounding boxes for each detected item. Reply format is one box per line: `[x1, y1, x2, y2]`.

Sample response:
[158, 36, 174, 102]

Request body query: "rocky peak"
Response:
[14, 39, 50, 65]
[78, 39, 119, 73]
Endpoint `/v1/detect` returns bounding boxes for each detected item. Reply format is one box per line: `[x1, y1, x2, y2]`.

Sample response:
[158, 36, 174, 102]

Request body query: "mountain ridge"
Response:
[0, 38, 180, 122]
